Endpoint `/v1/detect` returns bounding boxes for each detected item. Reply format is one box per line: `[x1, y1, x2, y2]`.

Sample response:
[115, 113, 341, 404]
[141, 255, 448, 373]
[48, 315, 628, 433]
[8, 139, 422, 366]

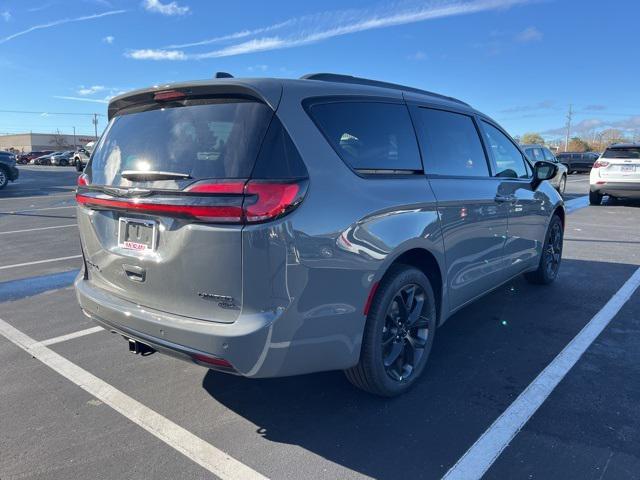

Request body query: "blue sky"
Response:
[0, 0, 638, 140]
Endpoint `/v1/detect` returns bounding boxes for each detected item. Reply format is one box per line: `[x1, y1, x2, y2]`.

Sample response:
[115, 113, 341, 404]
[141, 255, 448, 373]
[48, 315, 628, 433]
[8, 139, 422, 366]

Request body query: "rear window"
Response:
[602, 147, 640, 159]
[308, 101, 422, 172]
[87, 99, 273, 188]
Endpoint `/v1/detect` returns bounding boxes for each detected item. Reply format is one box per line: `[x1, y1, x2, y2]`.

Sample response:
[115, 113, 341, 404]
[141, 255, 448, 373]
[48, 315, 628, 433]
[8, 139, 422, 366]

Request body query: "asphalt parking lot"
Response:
[1, 167, 639, 480]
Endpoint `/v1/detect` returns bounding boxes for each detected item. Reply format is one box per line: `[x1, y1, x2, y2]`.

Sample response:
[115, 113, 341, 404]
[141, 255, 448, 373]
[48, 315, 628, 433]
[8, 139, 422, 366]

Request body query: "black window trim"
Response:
[406, 104, 494, 180]
[302, 95, 425, 179]
[477, 117, 533, 181]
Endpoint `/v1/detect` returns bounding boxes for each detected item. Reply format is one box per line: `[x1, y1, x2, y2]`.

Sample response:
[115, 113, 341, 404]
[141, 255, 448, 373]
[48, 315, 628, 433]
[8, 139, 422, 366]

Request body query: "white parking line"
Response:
[443, 267, 640, 480]
[40, 326, 104, 346]
[0, 224, 77, 235]
[0, 205, 75, 214]
[0, 317, 268, 480]
[0, 255, 82, 271]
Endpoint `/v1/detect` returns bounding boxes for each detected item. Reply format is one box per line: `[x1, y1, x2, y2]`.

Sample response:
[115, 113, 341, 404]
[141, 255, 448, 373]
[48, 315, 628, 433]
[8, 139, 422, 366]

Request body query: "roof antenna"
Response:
[215, 72, 234, 79]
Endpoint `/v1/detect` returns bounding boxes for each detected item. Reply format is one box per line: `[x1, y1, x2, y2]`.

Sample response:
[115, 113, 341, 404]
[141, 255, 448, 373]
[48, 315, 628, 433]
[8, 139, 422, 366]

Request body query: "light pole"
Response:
[92, 114, 99, 140]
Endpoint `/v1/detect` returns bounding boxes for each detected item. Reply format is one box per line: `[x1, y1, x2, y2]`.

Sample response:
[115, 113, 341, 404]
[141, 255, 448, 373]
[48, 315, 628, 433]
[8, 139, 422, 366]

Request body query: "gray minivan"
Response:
[75, 74, 563, 396]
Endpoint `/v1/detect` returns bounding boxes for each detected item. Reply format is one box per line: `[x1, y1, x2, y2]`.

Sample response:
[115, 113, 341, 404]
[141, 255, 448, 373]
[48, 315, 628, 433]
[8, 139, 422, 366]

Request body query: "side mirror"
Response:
[532, 160, 557, 188]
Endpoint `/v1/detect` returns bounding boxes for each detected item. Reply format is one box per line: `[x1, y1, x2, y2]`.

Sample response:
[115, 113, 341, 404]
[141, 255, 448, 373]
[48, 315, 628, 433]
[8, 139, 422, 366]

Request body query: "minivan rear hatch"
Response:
[78, 93, 276, 323]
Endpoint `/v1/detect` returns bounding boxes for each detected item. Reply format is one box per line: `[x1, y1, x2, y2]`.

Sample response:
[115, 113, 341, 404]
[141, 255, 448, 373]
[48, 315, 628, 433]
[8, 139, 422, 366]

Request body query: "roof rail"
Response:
[300, 73, 469, 106]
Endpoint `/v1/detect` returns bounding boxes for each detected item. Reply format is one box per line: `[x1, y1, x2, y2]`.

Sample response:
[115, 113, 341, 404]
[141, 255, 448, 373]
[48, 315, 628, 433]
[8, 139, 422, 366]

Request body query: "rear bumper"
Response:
[591, 181, 640, 198]
[75, 275, 361, 377]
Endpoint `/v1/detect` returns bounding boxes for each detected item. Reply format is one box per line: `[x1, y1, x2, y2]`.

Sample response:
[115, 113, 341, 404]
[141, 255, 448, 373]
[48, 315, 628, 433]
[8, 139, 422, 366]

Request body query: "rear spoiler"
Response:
[108, 79, 283, 120]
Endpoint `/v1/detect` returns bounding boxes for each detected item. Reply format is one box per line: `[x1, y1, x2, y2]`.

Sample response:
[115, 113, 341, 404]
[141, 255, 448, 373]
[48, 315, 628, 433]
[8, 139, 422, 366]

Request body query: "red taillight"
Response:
[76, 179, 307, 224]
[191, 353, 233, 369]
[593, 160, 609, 168]
[77, 173, 89, 186]
[245, 182, 302, 223]
[153, 90, 186, 102]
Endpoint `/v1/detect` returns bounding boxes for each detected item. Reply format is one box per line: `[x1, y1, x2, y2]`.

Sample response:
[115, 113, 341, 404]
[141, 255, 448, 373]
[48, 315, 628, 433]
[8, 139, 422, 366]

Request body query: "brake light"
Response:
[75, 179, 307, 224]
[593, 160, 609, 168]
[245, 182, 302, 222]
[153, 90, 186, 102]
[77, 173, 89, 186]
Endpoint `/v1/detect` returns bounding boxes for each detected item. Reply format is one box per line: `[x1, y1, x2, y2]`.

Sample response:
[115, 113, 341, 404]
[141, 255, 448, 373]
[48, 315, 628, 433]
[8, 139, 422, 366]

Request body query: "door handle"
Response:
[494, 194, 516, 203]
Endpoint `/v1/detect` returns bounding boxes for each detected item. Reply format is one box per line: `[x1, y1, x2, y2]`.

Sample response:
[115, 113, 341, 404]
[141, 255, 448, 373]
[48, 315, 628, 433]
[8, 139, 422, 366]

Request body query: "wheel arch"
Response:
[375, 247, 445, 327]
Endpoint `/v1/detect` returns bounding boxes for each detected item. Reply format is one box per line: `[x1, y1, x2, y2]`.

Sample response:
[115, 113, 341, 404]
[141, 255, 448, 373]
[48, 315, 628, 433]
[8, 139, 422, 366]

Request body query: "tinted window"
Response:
[526, 147, 545, 162]
[309, 102, 422, 171]
[88, 100, 273, 188]
[252, 116, 308, 179]
[602, 147, 640, 159]
[415, 108, 489, 177]
[542, 148, 556, 162]
[481, 121, 529, 178]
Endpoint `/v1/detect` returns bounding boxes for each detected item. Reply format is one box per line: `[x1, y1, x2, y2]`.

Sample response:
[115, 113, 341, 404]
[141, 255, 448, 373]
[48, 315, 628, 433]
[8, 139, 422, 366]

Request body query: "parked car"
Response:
[50, 151, 74, 166]
[589, 143, 640, 205]
[521, 143, 568, 194]
[556, 152, 599, 173]
[0, 151, 20, 189]
[32, 151, 62, 165]
[75, 74, 564, 396]
[73, 143, 95, 171]
[17, 150, 52, 164]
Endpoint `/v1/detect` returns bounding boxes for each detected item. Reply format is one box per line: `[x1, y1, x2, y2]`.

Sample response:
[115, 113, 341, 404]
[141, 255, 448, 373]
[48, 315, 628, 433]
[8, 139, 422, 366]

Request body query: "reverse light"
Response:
[592, 160, 609, 168]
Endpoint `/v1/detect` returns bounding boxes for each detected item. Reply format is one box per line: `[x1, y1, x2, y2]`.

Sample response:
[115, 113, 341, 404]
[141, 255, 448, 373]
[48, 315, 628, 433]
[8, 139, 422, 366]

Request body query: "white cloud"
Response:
[164, 19, 296, 49]
[1, 11, 11, 22]
[408, 51, 427, 61]
[53, 95, 109, 104]
[129, 0, 533, 61]
[77, 85, 106, 96]
[0, 10, 126, 45]
[102, 35, 115, 44]
[143, 0, 190, 16]
[247, 64, 269, 72]
[125, 48, 186, 60]
[516, 26, 542, 43]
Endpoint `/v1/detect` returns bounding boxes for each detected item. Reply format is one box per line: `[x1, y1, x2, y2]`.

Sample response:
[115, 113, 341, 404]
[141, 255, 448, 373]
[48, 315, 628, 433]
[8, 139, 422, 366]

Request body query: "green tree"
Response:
[520, 132, 545, 145]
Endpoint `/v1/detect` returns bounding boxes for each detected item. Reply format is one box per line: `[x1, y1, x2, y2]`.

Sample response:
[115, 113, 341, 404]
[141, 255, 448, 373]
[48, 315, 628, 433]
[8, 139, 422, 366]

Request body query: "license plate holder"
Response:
[118, 217, 157, 251]
[621, 165, 635, 173]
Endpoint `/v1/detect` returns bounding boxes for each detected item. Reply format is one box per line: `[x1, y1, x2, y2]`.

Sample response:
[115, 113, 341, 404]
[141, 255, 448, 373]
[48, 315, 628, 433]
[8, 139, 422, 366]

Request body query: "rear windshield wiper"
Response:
[121, 170, 192, 181]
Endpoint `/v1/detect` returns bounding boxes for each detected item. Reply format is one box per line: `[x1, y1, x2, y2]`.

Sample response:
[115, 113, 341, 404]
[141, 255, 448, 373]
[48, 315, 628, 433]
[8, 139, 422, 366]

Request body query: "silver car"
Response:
[521, 144, 568, 194]
[75, 73, 563, 396]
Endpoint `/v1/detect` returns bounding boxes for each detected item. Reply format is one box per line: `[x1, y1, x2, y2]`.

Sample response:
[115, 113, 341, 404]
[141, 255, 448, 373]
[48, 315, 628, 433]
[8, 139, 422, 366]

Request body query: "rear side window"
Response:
[542, 148, 555, 161]
[88, 99, 273, 188]
[414, 108, 489, 177]
[525, 147, 545, 162]
[308, 101, 422, 172]
[602, 147, 640, 159]
[481, 121, 529, 179]
[251, 115, 308, 179]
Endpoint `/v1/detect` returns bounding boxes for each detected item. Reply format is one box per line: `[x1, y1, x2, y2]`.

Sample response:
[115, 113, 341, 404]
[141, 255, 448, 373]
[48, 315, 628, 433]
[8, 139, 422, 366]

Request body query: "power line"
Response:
[0, 109, 105, 116]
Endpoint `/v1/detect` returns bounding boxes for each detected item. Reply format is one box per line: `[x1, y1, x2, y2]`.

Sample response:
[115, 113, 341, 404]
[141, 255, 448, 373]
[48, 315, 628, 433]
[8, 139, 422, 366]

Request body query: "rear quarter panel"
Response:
[240, 86, 448, 375]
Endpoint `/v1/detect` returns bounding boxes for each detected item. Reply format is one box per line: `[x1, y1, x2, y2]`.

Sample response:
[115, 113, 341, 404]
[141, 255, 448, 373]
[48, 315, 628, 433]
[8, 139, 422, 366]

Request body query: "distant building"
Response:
[0, 132, 97, 153]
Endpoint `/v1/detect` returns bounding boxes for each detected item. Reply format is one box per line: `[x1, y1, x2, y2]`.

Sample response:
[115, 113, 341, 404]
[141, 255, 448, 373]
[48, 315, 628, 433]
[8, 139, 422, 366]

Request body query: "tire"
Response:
[345, 265, 437, 397]
[524, 214, 563, 285]
[60, 160, 68, 166]
[589, 190, 602, 205]
[0, 167, 8, 190]
[557, 175, 566, 195]
[76, 161, 84, 172]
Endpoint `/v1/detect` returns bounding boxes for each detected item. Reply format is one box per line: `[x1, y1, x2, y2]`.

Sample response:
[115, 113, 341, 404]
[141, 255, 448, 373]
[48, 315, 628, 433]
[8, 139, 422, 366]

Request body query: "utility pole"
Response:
[92, 113, 99, 140]
[73, 126, 77, 150]
[564, 104, 573, 152]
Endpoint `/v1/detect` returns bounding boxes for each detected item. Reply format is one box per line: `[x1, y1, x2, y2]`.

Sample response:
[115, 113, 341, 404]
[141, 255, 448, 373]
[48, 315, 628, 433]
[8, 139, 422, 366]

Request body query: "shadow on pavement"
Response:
[201, 258, 638, 479]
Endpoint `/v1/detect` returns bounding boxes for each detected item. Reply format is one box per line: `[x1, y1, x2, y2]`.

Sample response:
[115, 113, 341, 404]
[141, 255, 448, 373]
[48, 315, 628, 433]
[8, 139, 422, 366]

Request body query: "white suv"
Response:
[589, 143, 640, 205]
